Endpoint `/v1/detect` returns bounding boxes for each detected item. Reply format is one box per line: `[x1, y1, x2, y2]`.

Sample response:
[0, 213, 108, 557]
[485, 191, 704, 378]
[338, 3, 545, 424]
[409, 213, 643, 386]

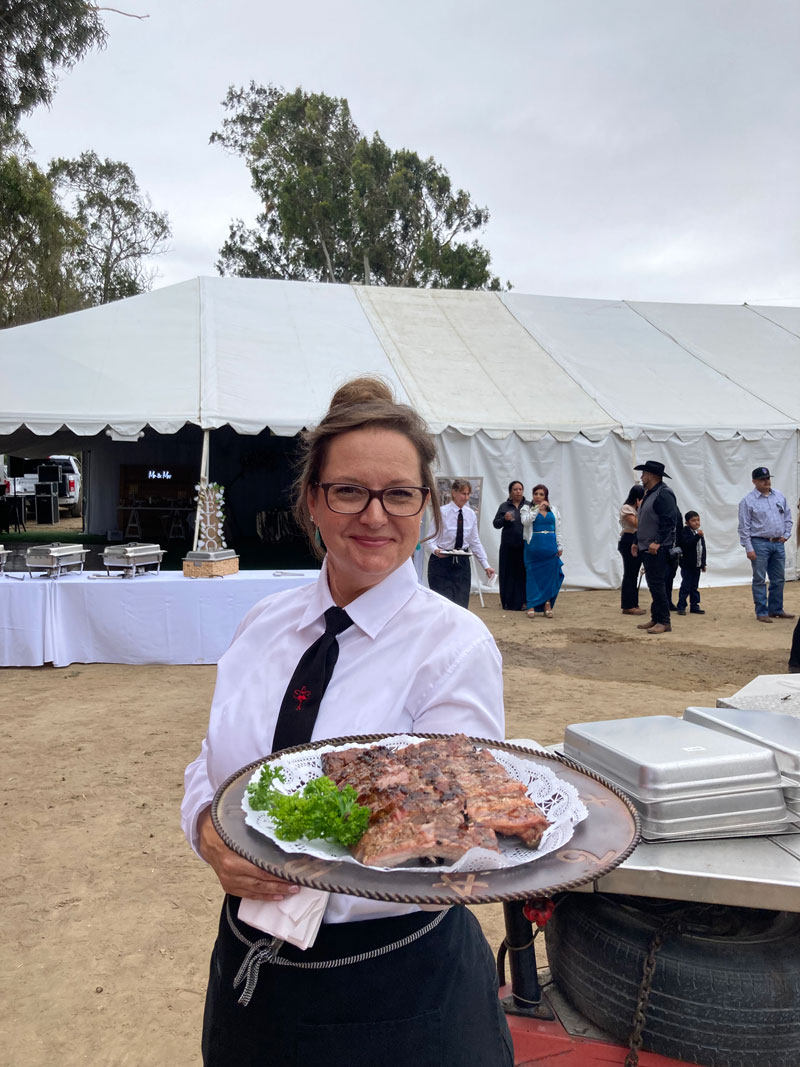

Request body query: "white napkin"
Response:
[237, 888, 330, 950]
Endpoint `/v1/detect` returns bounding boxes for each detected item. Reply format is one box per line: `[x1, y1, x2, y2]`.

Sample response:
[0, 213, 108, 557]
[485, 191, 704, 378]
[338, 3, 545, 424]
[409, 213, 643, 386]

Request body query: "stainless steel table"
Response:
[593, 833, 800, 912]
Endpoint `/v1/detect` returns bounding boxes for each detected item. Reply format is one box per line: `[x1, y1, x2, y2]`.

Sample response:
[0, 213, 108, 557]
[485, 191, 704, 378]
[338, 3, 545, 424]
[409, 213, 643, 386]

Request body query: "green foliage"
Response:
[212, 82, 508, 290]
[0, 132, 88, 326]
[0, 0, 107, 125]
[49, 150, 171, 304]
[246, 764, 371, 848]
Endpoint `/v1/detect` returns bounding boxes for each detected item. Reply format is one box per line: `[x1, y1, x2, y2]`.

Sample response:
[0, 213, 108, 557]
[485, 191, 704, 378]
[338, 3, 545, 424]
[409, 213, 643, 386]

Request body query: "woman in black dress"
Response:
[493, 481, 527, 610]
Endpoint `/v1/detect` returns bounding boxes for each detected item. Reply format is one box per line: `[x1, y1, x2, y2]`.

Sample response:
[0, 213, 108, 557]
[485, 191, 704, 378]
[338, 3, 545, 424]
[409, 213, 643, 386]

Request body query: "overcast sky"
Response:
[20, 0, 800, 304]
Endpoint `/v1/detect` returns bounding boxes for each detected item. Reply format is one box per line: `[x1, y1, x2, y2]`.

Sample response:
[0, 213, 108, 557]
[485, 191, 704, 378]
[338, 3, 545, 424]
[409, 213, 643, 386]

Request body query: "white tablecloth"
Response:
[0, 570, 319, 667]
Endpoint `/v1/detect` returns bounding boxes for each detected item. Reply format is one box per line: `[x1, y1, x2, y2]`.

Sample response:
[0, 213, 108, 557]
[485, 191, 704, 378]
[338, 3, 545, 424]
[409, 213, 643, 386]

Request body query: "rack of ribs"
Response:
[320, 735, 550, 867]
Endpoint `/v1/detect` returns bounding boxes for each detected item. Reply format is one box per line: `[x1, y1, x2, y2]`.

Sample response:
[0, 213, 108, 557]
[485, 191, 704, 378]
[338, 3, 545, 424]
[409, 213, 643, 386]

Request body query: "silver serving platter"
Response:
[102, 542, 165, 576]
[25, 543, 89, 577]
[563, 716, 782, 801]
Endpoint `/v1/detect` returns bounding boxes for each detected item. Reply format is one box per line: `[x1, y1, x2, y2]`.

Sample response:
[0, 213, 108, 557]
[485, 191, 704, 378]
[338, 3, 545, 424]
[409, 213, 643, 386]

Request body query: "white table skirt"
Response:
[0, 570, 320, 667]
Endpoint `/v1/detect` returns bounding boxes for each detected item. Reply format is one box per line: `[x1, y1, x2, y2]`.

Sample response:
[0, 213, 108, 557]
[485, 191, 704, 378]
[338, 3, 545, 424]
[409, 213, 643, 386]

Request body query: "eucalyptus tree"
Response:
[212, 83, 506, 290]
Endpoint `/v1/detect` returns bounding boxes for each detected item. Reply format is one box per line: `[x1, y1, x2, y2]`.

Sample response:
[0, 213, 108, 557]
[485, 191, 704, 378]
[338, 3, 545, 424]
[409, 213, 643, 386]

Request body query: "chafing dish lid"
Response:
[26, 543, 90, 561]
[103, 543, 164, 560]
[683, 706, 800, 780]
[563, 716, 781, 799]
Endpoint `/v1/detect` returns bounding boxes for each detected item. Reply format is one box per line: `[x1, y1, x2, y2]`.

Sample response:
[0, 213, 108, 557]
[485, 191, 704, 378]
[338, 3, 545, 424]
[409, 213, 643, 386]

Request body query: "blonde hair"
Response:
[294, 376, 441, 559]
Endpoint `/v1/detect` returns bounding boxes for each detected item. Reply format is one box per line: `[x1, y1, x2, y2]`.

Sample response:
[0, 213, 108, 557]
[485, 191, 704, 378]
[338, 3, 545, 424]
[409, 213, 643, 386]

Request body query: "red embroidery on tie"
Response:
[294, 685, 311, 712]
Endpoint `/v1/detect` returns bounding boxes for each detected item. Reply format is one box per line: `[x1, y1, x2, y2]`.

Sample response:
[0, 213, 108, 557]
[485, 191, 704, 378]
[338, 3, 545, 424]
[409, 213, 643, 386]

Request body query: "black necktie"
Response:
[454, 508, 464, 550]
[271, 606, 354, 752]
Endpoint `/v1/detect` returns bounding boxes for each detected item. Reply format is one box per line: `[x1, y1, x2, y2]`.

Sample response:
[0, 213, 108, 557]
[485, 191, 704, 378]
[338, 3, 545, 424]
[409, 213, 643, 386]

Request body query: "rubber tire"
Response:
[70, 501, 82, 518]
[544, 893, 800, 1067]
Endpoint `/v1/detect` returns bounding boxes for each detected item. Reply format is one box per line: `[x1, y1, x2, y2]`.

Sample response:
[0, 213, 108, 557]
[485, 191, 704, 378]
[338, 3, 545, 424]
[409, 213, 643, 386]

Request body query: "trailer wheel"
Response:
[545, 893, 800, 1067]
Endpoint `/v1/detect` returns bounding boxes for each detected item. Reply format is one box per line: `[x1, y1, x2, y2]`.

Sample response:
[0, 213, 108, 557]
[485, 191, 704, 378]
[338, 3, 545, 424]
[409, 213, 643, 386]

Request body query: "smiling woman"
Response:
[181, 376, 513, 1067]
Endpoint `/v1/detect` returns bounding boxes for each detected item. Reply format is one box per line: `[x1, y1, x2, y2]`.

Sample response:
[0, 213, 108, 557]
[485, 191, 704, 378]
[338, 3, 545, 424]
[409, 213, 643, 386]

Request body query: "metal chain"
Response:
[624, 904, 714, 1067]
[624, 914, 681, 1067]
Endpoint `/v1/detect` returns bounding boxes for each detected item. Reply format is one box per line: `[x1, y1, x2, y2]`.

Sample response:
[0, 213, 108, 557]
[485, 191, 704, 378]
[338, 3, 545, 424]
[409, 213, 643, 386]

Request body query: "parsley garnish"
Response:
[246, 764, 370, 847]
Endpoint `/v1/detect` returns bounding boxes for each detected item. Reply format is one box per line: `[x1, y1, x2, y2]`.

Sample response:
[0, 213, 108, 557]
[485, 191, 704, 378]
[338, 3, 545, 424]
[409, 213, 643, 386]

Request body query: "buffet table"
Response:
[0, 569, 319, 667]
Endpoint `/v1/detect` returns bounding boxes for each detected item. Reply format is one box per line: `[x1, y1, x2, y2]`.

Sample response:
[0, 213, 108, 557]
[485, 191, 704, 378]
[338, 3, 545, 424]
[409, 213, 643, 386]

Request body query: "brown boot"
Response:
[636, 620, 655, 629]
[623, 608, 646, 615]
[647, 623, 672, 634]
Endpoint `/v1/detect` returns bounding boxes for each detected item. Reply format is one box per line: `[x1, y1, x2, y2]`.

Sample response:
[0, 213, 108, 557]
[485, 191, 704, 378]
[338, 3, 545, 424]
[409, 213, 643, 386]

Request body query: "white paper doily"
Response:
[242, 735, 588, 873]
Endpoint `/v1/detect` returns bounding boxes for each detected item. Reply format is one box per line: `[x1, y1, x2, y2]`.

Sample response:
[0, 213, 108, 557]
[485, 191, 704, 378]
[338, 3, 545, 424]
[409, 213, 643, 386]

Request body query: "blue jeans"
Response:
[750, 538, 785, 617]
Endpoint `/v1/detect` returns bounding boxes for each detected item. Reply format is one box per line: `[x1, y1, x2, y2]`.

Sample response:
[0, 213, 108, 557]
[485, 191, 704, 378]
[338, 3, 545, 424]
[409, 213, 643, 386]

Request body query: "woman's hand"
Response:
[198, 807, 300, 901]
[631, 544, 638, 557]
[504, 510, 514, 521]
[485, 566, 496, 579]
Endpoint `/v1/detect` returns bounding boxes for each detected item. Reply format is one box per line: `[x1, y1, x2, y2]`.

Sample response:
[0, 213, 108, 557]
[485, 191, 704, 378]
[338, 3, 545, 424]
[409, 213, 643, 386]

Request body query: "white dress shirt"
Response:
[429, 501, 490, 568]
[182, 557, 504, 924]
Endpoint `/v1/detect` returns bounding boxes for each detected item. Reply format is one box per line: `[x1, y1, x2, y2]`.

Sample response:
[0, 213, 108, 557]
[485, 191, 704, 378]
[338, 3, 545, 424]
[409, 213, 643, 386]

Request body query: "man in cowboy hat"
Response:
[631, 461, 680, 634]
[738, 466, 794, 623]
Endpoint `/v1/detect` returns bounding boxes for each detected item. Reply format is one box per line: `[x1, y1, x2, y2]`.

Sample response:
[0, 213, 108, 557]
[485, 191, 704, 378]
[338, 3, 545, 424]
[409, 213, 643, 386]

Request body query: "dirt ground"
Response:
[2, 582, 797, 1066]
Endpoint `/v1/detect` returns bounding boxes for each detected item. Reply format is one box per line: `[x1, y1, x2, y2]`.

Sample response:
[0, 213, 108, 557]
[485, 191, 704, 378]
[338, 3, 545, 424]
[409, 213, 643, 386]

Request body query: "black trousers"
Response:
[428, 553, 471, 609]
[790, 617, 800, 671]
[201, 897, 513, 1067]
[641, 547, 671, 625]
[498, 543, 526, 610]
[677, 565, 701, 610]
[617, 533, 642, 609]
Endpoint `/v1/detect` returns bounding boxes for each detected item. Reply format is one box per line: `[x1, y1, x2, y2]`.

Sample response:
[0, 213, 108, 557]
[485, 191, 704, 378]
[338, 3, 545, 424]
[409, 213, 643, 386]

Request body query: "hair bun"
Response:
[328, 376, 395, 411]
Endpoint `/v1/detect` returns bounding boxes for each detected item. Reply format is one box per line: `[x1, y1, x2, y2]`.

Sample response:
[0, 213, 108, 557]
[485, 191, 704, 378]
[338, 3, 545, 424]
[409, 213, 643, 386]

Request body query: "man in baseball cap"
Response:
[737, 467, 794, 623]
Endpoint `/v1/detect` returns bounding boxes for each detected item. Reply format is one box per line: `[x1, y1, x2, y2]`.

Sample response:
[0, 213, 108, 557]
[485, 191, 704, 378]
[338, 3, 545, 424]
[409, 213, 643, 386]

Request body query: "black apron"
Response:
[202, 895, 513, 1067]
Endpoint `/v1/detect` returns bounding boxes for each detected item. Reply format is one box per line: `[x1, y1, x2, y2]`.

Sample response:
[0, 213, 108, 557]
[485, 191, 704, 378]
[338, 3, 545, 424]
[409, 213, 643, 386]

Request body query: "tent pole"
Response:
[193, 429, 210, 552]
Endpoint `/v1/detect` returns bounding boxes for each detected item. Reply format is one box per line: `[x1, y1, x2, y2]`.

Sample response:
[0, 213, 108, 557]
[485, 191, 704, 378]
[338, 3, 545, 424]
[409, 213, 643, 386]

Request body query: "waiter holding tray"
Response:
[428, 478, 495, 608]
[182, 378, 513, 1066]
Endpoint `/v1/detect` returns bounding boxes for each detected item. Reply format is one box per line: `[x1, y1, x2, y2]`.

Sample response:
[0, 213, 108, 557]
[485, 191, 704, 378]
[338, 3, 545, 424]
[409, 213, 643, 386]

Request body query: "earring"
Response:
[314, 526, 323, 549]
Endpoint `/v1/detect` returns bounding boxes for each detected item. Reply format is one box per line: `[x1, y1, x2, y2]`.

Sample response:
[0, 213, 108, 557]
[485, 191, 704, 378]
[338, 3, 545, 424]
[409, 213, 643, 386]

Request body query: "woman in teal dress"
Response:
[521, 484, 564, 618]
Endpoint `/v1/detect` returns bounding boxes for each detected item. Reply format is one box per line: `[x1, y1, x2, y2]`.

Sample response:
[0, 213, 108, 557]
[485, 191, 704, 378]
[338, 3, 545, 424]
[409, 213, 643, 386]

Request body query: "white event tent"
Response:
[1, 277, 798, 589]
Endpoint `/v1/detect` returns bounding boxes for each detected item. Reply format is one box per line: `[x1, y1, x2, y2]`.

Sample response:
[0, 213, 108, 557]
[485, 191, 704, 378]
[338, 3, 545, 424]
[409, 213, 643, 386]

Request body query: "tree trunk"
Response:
[318, 231, 335, 283]
[363, 252, 371, 286]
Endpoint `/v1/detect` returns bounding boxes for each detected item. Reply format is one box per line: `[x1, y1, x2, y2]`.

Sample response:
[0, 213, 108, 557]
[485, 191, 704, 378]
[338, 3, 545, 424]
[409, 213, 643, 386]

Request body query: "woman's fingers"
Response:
[197, 807, 300, 899]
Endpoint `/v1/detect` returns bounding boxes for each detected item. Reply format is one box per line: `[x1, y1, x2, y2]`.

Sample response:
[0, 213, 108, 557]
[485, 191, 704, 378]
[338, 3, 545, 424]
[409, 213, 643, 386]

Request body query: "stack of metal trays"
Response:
[563, 716, 794, 841]
[684, 706, 800, 820]
[102, 543, 165, 577]
[0, 544, 8, 573]
[26, 543, 89, 577]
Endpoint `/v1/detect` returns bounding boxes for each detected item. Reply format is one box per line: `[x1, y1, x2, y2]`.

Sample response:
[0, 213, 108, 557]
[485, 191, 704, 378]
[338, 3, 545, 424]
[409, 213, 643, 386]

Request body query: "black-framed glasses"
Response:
[316, 483, 430, 516]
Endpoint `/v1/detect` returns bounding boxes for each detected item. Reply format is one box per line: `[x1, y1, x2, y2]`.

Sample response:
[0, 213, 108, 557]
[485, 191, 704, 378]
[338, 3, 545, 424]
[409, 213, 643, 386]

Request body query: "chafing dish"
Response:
[25, 542, 89, 577]
[684, 706, 800, 817]
[563, 716, 793, 841]
[102, 542, 165, 577]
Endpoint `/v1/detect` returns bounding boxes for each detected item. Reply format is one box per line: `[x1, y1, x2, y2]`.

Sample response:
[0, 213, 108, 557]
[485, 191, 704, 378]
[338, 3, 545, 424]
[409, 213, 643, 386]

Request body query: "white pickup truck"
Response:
[3, 455, 82, 517]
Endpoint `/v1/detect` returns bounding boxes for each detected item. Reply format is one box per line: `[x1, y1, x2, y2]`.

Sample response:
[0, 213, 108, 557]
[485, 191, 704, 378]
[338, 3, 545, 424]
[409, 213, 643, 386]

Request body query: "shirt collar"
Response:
[299, 557, 419, 639]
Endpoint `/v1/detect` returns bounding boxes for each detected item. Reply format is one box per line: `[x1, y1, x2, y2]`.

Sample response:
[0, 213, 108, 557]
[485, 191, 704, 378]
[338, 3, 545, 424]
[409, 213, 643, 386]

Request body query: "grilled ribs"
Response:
[320, 735, 550, 867]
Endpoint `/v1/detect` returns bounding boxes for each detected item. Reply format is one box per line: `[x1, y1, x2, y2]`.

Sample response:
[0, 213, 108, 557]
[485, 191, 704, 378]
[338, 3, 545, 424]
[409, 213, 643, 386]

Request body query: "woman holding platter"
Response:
[521, 484, 564, 618]
[181, 377, 513, 1067]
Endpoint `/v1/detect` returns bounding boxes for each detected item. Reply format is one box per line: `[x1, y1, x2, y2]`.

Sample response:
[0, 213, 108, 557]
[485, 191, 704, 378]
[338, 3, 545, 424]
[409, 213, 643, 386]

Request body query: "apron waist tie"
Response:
[225, 897, 448, 1006]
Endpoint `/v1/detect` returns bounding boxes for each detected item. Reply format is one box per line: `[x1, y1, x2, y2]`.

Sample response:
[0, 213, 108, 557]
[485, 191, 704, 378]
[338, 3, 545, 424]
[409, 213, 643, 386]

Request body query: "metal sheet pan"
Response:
[213, 734, 641, 905]
[563, 716, 781, 801]
[683, 706, 800, 778]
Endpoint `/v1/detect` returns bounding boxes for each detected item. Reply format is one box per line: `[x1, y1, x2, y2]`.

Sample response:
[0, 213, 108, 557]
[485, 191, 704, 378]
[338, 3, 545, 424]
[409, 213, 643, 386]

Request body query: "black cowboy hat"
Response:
[634, 460, 671, 479]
